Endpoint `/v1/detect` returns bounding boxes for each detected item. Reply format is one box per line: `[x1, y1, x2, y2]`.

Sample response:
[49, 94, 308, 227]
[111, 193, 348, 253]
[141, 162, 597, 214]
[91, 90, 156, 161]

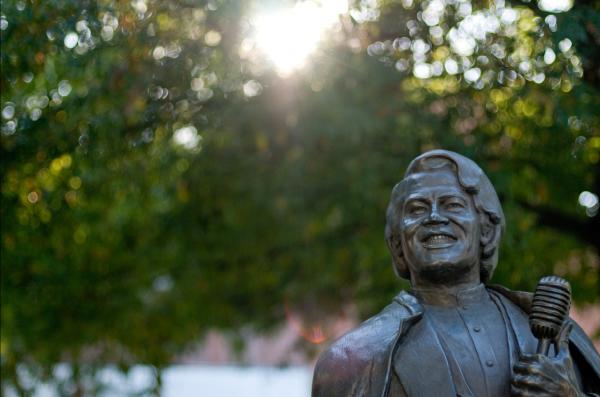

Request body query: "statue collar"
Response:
[411, 282, 487, 307]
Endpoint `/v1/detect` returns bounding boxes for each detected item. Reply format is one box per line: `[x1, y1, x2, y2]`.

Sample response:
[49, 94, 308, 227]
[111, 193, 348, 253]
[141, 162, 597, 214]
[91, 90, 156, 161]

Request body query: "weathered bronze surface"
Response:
[312, 150, 600, 397]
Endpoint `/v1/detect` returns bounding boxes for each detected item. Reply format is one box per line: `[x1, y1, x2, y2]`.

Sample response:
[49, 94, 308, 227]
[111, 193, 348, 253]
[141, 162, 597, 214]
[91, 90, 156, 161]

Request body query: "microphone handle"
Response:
[536, 338, 552, 355]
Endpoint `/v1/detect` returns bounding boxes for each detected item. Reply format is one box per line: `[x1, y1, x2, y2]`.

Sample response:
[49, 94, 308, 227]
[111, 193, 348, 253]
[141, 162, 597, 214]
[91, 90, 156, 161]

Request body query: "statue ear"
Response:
[387, 234, 407, 278]
[387, 234, 402, 260]
[480, 214, 496, 247]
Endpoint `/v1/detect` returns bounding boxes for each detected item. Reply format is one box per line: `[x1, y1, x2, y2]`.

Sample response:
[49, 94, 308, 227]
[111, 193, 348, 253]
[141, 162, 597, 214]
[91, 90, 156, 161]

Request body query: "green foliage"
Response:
[1, 0, 599, 394]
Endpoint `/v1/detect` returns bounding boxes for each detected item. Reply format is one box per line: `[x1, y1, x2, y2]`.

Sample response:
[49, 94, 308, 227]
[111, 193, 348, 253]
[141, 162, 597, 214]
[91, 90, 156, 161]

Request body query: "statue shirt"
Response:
[400, 284, 512, 397]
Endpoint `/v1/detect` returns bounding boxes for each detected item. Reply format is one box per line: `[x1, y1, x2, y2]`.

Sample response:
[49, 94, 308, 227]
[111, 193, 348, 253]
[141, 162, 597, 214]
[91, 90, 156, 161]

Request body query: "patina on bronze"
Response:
[312, 150, 600, 397]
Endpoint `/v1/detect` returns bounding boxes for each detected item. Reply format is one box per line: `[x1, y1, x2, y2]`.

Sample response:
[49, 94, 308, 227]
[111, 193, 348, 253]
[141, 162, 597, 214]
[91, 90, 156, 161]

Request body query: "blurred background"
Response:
[1, 0, 599, 395]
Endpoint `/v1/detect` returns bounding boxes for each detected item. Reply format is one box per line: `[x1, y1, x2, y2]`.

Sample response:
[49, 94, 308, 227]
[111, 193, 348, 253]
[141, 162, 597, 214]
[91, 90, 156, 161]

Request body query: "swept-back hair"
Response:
[384, 150, 505, 282]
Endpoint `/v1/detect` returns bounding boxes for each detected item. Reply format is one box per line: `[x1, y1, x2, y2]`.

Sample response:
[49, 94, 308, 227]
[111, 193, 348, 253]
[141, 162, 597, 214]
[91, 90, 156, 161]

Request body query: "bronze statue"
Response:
[312, 150, 600, 397]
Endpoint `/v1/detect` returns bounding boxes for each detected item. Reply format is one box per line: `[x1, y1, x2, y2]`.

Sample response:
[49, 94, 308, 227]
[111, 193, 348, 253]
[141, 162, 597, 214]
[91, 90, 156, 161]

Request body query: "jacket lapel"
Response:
[391, 294, 460, 397]
[488, 284, 537, 358]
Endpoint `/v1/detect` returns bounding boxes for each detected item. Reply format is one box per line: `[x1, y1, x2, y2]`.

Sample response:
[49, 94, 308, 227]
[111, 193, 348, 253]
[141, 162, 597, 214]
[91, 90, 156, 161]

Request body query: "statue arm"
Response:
[311, 297, 417, 397]
[570, 321, 600, 394]
[312, 346, 410, 397]
[311, 350, 345, 397]
[311, 348, 374, 397]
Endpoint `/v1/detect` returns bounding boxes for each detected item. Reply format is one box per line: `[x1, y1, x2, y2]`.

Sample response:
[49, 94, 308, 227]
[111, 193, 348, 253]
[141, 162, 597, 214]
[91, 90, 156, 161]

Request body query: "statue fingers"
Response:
[510, 377, 546, 397]
[511, 373, 559, 397]
[513, 357, 546, 376]
[554, 321, 574, 360]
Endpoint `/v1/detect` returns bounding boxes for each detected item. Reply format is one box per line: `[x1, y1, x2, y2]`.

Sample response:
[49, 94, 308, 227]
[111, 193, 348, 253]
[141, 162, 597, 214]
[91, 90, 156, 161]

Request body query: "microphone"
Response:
[529, 275, 571, 355]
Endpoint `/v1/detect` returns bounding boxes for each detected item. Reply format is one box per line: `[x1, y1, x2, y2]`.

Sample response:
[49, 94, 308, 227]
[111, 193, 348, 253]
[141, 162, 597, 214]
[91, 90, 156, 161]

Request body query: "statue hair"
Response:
[384, 150, 505, 283]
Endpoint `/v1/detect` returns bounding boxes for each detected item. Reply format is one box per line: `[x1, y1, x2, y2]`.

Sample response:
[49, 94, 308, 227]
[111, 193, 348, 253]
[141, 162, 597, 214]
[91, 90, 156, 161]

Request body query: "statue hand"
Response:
[511, 323, 584, 397]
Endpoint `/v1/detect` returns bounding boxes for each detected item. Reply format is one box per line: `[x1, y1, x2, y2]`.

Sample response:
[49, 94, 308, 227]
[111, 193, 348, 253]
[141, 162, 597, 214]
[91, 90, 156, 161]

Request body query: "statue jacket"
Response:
[312, 285, 600, 397]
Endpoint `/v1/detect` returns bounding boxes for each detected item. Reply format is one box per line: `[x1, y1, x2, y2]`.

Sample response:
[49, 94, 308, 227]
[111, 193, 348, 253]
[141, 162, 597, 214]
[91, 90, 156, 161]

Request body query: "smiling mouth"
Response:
[421, 234, 457, 248]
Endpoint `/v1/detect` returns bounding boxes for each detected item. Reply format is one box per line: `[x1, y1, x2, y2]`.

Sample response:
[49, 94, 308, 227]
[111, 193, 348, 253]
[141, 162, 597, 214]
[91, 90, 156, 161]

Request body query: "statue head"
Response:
[385, 150, 504, 285]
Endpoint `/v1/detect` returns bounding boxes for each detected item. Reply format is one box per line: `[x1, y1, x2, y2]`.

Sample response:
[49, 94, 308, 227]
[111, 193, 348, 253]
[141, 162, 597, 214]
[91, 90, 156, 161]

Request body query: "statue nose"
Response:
[423, 206, 449, 225]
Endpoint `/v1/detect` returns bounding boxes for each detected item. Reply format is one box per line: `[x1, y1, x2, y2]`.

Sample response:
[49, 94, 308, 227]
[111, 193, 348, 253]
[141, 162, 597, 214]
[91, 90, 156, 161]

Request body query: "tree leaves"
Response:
[1, 0, 599, 393]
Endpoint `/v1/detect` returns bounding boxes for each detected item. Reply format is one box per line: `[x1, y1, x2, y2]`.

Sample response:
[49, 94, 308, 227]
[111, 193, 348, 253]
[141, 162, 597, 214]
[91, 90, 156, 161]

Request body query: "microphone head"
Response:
[530, 275, 571, 341]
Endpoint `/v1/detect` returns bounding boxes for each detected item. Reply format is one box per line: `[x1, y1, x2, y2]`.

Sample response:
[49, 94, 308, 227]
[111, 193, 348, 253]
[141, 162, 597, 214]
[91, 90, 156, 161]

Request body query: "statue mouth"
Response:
[421, 232, 457, 248]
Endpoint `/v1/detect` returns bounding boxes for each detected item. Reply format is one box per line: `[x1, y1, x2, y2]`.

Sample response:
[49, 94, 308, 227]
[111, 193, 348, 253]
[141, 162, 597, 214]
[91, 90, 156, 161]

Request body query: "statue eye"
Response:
[406, 203, 428, 215]
[445, 201, 465, 211]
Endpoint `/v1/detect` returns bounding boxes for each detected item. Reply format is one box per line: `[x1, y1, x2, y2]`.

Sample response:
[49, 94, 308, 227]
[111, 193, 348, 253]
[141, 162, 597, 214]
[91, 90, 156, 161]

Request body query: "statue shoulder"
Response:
[487, 283, 533, 313]
[312, 292, 420, 397]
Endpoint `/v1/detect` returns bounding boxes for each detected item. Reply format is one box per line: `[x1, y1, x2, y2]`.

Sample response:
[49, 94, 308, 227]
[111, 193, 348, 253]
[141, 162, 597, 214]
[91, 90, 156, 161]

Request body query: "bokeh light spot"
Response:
[204, 30, 222, 46]
[173, 125, 201, 151]
[27, 191, 39, 204]
[544, 48, 556, 64]
[243, 80, 262, 97]
[2, 103, 15, 119]
[539, 0, 573, 12]
[58, 80, 72, 97]
[578, 191, 599, 217]
[559, 38, 572, 53]
[64, 32, 78, 49]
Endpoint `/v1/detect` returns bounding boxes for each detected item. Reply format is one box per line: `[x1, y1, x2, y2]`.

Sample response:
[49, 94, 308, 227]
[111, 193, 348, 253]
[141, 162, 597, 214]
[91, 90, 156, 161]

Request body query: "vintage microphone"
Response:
[529, 275, 572, 355]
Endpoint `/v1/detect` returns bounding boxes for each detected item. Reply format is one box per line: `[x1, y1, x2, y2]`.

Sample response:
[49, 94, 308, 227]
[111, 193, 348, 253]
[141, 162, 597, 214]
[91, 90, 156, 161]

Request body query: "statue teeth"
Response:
[427, 235, 452, 243]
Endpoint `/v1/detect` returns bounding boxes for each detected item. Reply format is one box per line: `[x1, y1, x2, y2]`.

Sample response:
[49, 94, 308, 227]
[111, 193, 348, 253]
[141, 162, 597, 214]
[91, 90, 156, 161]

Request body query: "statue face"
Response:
[398, 168, 481, 287]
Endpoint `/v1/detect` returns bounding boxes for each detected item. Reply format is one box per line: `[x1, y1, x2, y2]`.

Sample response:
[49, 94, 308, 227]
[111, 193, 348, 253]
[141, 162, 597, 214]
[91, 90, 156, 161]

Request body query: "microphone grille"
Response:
[530, 276, 571, 340]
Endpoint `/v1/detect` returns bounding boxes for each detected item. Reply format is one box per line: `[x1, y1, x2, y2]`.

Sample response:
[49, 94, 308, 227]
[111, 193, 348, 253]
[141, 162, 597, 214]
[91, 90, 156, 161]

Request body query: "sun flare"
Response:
[252, 0, 347, 75]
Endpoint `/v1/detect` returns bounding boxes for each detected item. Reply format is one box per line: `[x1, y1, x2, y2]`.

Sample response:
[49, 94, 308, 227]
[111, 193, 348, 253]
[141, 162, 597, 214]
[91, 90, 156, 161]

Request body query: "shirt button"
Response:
[473, 326, 481, 332]
[486, 360, 494, 367]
